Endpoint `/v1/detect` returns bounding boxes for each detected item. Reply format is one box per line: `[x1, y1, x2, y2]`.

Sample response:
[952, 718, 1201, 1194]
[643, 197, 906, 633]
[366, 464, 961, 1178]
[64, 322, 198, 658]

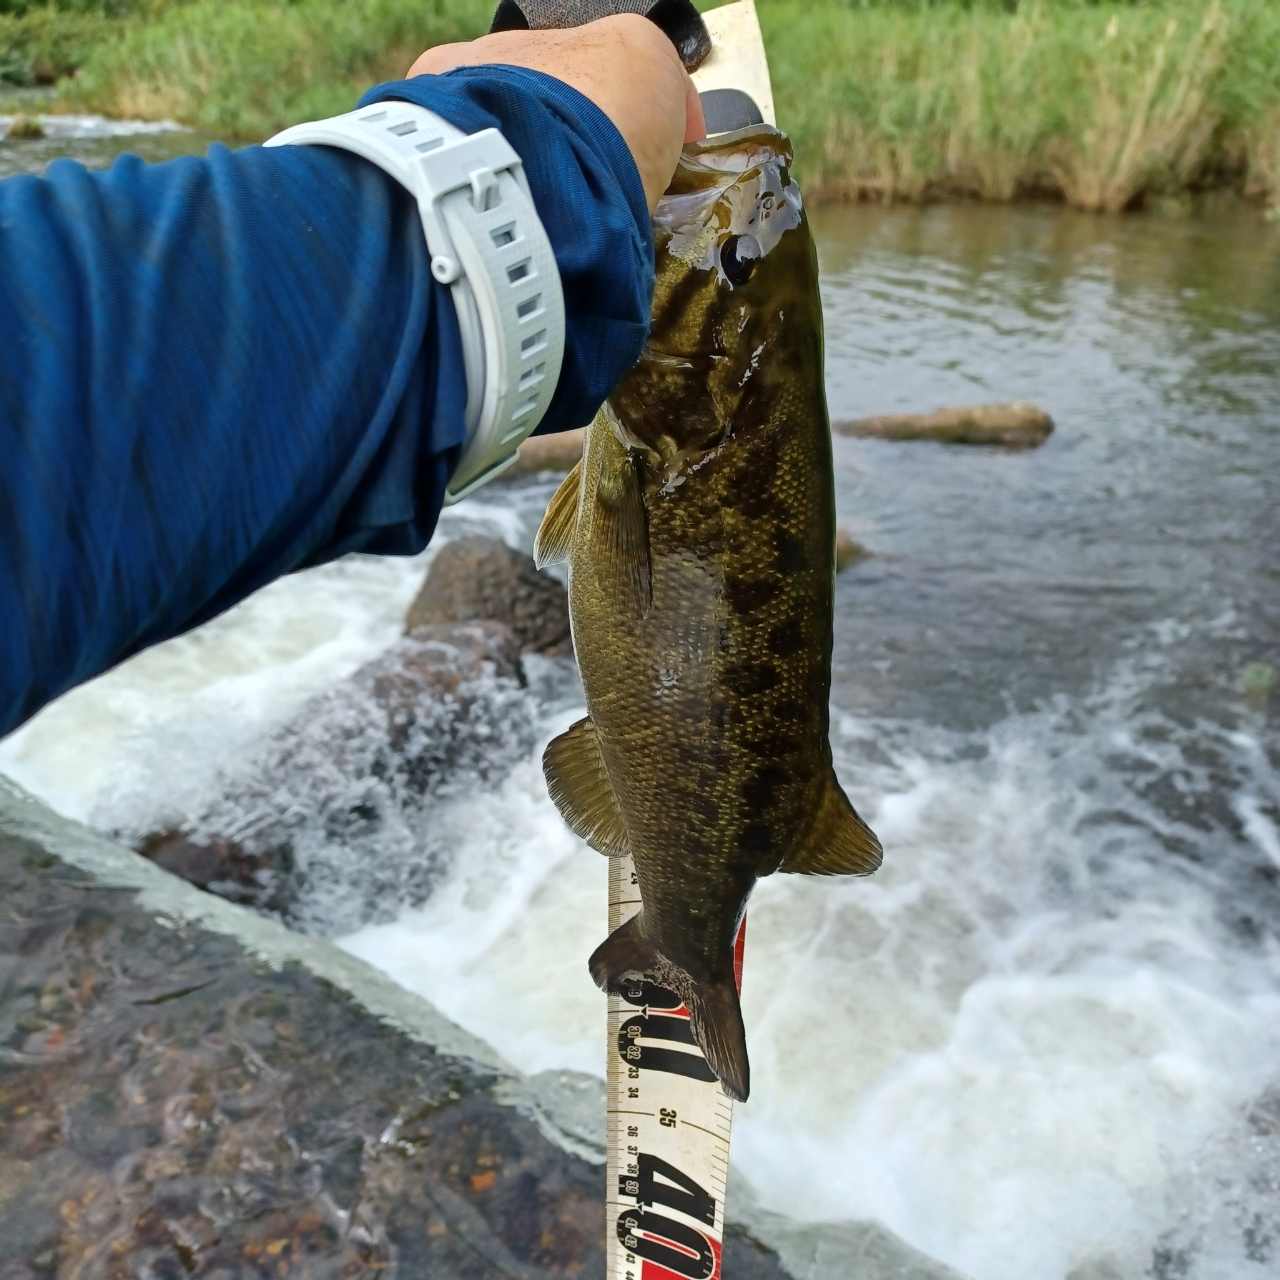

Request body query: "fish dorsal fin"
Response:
[543, 716, 630, 856]
[779, 771, 883, 875]
[594, 443, 652, 619]
[533, 458, 582, 568]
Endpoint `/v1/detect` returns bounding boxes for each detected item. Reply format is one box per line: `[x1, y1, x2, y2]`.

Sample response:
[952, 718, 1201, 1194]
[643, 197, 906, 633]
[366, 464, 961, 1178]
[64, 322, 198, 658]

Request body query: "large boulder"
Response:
[406, 535, 571, 656]
[0, 781, 800, 1280]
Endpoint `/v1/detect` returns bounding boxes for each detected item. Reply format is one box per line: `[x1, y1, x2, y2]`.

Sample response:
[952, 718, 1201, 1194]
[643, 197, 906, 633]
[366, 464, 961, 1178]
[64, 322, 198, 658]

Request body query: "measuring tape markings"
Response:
[606, 855, 745, 1280]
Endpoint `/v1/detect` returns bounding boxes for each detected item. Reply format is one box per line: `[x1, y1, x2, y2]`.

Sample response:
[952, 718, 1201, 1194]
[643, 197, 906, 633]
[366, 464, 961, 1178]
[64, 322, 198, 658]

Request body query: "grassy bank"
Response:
[1, 0, 495, 137]
[763, 0, 1280, 210]
[3, 0, 1279, 210]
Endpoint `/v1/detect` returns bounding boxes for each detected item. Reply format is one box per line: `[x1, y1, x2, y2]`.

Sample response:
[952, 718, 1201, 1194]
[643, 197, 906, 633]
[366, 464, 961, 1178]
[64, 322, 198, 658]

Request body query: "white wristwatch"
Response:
[265, 101, 566, 504]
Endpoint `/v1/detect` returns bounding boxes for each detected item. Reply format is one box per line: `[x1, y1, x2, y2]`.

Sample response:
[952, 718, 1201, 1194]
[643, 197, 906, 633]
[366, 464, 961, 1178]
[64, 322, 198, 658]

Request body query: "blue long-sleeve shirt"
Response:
[0, 67, 653, 738]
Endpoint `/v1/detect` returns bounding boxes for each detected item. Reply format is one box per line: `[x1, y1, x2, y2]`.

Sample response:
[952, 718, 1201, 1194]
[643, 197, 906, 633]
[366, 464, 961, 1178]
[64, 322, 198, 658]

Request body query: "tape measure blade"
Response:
[606, 853, 738, 1280]
[690, 0, 775, 127]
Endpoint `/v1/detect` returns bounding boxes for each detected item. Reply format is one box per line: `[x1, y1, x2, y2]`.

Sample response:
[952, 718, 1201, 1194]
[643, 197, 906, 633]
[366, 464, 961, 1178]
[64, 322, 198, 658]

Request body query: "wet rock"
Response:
[836, 531, 869, 572]
[4, 113, 45, 140]
[0, 779, 799, 1280]
[834, 402, 1053, 448]
[0, 791, 597, 1277]
[134, 828, 266, 903]
[508, 428, 585, 476]
[1242, 660, 1274, 712]
[406, 535, 571, 656]
[131, 622, 537, 933]
[740, 1204, 973, 1280]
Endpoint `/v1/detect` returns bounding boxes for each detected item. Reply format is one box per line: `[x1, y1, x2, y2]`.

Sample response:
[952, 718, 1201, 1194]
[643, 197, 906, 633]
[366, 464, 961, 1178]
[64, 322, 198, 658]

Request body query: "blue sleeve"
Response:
[0, 66, 653, 738]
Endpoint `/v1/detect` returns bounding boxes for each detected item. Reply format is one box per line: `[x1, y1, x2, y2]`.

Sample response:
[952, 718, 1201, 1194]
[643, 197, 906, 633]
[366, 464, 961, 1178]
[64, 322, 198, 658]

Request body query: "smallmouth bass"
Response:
[535, 126, 881, 1102]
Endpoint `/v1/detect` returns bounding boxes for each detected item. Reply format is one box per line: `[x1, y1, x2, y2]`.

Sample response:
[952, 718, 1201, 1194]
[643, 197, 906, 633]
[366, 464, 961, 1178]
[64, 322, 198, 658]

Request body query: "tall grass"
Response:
[61, 0, 492, 135]
[763, 0, 1280, 210]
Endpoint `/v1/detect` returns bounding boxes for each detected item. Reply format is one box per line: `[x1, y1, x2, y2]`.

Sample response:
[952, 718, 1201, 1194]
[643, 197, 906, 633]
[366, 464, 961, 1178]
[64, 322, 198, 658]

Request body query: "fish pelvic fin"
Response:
[687, 977, 750, 1103]
[779, 770, 883, 876]
[594, 445, 651, 619]
[543, 716, 630, 856]
[589, 917, 752, 1103]
[533, 458, 581, 568]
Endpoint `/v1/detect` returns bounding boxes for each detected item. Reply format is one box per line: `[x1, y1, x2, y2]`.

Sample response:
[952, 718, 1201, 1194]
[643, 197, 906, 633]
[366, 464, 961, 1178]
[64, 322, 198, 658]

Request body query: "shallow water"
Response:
[0, 106, 209, 179]
[4, 198, 1280, 1280]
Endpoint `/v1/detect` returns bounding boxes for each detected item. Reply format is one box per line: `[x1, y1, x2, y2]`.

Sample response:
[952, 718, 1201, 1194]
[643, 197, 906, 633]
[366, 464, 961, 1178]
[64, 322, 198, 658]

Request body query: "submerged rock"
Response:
[131, 621, 537, 933]
[834, 402, 1053, 448]
[4, 113, 45, 140]
[509, 429, 586, 476]
[835, 531, 869, 572]
[406, 535, 572, 656]
[129, 537, 571, 931]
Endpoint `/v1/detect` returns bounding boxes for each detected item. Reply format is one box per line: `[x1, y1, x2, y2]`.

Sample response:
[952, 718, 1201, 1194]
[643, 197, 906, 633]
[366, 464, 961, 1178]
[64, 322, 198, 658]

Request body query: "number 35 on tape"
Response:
[606, 855, 746, 1280]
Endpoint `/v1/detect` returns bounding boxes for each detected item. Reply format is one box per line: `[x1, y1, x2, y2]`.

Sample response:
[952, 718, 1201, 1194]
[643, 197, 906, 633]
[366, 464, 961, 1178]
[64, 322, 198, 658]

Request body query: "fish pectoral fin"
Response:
[543, 716, 630, 856]
[594, 449, 652, 619]
[779, 772, 883, 876]
[687, 978, 750, 1103]
[533, 458, 581, 568]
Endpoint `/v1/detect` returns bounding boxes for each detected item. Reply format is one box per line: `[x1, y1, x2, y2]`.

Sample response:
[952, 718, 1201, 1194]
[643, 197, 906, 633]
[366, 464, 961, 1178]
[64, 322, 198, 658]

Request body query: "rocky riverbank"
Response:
[0, 776, 969, 1280]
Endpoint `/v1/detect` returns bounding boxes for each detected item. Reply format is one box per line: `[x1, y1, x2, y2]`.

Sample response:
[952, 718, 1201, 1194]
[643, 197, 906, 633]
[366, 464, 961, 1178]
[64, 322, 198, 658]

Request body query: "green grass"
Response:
[763, 0, 1280, 209]
[3, 0, 1279, 209]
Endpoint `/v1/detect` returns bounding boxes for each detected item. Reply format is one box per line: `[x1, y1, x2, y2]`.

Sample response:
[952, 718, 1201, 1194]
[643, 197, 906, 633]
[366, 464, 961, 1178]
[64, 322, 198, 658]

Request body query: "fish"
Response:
[534, 125, 882, 1102]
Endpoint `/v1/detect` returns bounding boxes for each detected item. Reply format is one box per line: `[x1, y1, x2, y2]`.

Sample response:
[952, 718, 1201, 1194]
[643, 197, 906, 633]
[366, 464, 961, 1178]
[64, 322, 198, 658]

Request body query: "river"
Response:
[2, 126, 1278, 1280]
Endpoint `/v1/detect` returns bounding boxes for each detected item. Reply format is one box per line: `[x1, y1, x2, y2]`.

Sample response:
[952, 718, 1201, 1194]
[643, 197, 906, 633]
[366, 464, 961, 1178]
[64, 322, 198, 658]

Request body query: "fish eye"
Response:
[719, 234, 761, 288]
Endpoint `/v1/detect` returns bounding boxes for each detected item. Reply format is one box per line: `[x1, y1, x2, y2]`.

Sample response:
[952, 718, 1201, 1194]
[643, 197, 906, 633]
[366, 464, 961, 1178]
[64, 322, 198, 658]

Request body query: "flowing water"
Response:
[3, 191, 1280, 1280]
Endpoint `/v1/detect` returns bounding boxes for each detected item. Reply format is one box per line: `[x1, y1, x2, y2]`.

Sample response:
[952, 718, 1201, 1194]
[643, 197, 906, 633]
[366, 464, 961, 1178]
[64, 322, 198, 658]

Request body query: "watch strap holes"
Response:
[518, 362, 546, 391]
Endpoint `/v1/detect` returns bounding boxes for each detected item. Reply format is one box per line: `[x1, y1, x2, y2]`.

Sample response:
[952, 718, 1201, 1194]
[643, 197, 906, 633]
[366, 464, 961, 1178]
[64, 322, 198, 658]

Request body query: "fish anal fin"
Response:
[588, 914, 660, 991]
[590, 917, 751, 1103]
[687, 978, 750, 1102]
[543, 716, 629, 856]
[779, 772, 882, 876]
[595, 449, 651, 619]
[533, 458, 582, 568]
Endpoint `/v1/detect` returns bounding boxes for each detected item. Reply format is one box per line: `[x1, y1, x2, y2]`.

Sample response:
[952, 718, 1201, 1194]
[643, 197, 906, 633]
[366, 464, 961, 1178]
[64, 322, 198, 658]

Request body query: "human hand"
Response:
[407, 14, 706, 212]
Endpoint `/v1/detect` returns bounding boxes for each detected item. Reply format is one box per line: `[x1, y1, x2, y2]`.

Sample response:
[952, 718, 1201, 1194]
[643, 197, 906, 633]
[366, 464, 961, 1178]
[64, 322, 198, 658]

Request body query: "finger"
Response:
[685, 74, 706, 143]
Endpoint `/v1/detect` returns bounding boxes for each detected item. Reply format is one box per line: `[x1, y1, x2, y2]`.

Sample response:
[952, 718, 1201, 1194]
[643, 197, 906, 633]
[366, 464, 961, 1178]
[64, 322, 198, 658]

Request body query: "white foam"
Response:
[334, 683, 1280, 1280]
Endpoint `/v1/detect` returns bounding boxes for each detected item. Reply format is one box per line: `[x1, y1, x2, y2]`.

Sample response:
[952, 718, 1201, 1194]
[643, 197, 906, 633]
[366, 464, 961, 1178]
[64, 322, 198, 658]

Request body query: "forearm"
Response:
[0, 66, 653, 737]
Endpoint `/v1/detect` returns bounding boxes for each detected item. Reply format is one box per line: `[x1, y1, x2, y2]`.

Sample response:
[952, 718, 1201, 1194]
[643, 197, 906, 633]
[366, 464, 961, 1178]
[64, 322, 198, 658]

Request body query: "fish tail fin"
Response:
[588, 914, 659, 993]
[687, 978, 750, 1103]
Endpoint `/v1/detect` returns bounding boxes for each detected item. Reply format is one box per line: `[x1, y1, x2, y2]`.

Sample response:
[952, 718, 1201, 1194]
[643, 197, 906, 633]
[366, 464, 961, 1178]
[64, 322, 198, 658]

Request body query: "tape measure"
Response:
[605, 854, 746, 1280]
